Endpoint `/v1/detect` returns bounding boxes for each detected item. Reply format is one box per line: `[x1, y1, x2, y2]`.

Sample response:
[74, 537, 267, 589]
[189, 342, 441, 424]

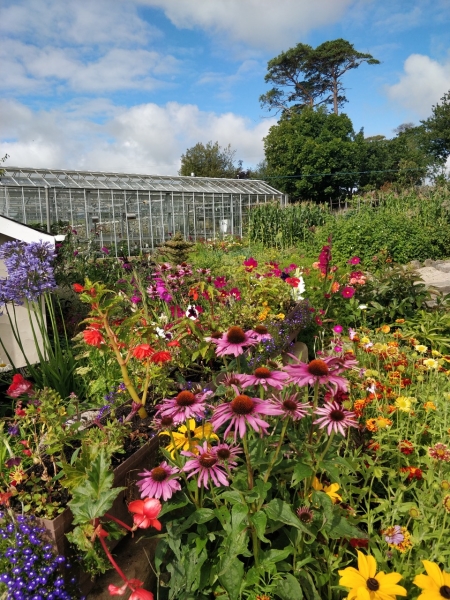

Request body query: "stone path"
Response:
[415, 259, 450, 296]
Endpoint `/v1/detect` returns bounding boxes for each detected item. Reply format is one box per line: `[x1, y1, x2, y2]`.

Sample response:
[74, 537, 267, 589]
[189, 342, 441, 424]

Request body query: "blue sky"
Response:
[1, 0, 449, 174]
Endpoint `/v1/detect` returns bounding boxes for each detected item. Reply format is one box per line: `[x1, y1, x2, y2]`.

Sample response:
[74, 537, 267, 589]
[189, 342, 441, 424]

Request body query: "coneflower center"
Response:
[216, 448, 231, 460]
[439, 585, 450, 599]
[176, 391, 196, 406]
[254, 325, 268, 335]
[198, 452, 218, 468]
[231, 395, 254, 415]
[226, 326, 246, 344]
[330, 409, 345, 422]
[254, 367, 271, 378]
[151, 467, 168, 482]
[366, 578, 379, 592]
[160, 416, 174, 427]
[211, 331, 223, 339]
[307, 359, 329, 376]
[283, 399, 298, 411]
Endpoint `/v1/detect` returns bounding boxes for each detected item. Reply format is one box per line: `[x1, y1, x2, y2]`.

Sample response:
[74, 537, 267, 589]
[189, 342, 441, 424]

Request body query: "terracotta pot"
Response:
[35, 436, 160, 594]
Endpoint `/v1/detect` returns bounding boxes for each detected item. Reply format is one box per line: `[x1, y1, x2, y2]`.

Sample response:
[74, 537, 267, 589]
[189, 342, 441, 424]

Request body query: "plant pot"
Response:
[36, 436, 160, 595]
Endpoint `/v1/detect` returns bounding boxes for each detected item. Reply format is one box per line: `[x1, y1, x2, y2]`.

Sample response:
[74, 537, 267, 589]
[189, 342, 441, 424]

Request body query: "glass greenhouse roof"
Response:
[1, 167, 282, 195]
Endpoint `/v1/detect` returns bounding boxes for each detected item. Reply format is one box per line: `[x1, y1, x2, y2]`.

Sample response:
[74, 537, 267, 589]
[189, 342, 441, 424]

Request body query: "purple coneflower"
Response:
[313, 401, 358, 436]
[211, 326, 256, 357]
[271, 393, 309, 420]
[211, 394, 280, 440]
[156, 389, 211, 424]
[284, 358, 349, 393]
[239, 367, 288, 391]
[182, 441, 230, 488]
[211, 443, 241, 467]
[137, 462, 181, 501]
[220, 372, 244, 388]
[247, 325, 272, 342]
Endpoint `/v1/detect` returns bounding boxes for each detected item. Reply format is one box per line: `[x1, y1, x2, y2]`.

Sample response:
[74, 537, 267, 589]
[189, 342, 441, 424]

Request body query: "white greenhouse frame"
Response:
[0, 167, 286, 256]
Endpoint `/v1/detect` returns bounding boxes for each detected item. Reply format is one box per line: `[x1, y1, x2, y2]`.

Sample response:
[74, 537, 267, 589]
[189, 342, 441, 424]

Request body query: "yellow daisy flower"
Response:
[339, 551, 407, 600]
[423, 358, 439, 370]
[413, 560, 450, 600]
[415, 344, 428, 354]
[160, 418, 218, 457]
[311, 477, 342, 504]
[424, 401, 437, 411]
[395, 397, 411, 412]
[376, 416, 393, 429]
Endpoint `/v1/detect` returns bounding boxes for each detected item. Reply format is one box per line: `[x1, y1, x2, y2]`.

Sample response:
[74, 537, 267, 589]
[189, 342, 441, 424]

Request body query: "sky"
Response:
[1, 0, 450, 175]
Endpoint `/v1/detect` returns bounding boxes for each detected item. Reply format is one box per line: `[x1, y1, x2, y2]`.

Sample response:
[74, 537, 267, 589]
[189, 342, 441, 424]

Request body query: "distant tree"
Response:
[260, 39, 379, 116]
[264, 107, 362, 201]
[422, 90, 450, 162]
[179, 141, 238, 178]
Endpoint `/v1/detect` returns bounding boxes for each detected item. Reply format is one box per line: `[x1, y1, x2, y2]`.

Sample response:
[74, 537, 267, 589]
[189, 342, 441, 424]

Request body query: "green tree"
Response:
[260, 39, 379, 115]
[264, 107, 361, 201]
[179, 141, 238, 178]
[422, 90, 450, 162]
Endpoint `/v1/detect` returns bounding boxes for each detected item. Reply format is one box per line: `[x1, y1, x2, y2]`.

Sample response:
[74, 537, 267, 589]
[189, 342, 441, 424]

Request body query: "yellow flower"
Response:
[432, 350, 442, 357]
[275, 313, 285, 320]
[380, 325, 391, 333]
[415, 344, 428, 354]
[423, 358, 439, 370]
[424, 401, 437, 411]
[160, 419, 218, 457]
[395, 397, 411, 413]
[376, 416, 393, 429]
[413, 560, 450, 600]
[311, 477, 342, 504]
[361, 336, 371, 344]
[338, 551, 406, 599]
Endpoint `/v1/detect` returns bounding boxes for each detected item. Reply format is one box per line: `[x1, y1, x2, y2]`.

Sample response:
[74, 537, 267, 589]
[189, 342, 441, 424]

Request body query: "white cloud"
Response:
[0, 99, 276, 174]
[385, 54, 450, 117]
[139, 0, 356, 50]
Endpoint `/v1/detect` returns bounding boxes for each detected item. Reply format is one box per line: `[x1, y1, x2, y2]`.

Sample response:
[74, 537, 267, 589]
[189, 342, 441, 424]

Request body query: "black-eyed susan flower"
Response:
[338, 551, 406, 599]
[413, 560, 450, 599]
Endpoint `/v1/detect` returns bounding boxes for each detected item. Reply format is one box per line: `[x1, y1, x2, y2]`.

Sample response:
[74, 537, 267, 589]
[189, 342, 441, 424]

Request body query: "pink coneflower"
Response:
[239, 367, 288, 391]
[247, 325, 272, 342]
[341, 286, 356, 299]
[182, 441, 230, 488]
[271, 393, 309, 420]
[211, 326, 256, 357]
[211, 443, 241, 466]
[156, 389, 211, 424]
[211, 395, 280, 440]
[428, 443, 450, 462]
[137, 462, 181, 501]
[314, 401, 358, 436]
[325, 352, 359, 374]
[284, 358, 349, 393]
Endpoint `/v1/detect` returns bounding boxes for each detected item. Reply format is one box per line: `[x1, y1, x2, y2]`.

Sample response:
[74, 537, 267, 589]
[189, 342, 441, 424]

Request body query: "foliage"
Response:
[260, 38, 379, 116]
[422, 88, 450, 163]
[179, 141, 239, 178]
[157, 232, 194, 264]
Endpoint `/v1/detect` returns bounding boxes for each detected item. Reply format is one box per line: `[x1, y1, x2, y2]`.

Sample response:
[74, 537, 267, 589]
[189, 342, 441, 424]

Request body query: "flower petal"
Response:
[422, 561, 444, 587]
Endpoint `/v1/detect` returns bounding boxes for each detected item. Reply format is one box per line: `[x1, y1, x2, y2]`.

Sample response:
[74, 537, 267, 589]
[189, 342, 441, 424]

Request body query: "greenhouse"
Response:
[0, 167, 285, 255]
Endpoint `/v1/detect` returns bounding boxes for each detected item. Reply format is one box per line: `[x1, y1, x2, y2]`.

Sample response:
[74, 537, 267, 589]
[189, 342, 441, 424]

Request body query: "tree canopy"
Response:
[179, 141, 238, 178]
[260, 39, 379, 116]
[422, 90, 450, 162]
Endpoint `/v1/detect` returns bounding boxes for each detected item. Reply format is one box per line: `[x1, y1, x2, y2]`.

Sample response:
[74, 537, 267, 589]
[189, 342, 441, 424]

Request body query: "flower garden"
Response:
[1, 216, 450, 600]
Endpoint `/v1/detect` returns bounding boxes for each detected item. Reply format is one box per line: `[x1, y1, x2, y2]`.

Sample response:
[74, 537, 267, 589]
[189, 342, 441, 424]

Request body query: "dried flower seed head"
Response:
[444, 495, 450, 514]
[308, 359, 329, 376]
[231, 395, 254, 415]
[176, 391, 197, 407]
[226, 326, 246, 344]
[160, 416, 175, 428]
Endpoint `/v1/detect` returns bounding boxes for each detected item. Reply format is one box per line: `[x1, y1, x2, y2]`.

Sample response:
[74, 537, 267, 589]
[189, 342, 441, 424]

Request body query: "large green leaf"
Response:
[277, 574, 303, 600]
[264, 498, 310, 533]
[218, 558, 244, 600]
[250, 511, 270, 543]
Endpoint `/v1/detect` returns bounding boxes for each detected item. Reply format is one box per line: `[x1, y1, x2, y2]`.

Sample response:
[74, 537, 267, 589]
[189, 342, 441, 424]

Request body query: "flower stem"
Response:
[242, 434, 254, 490]
[104, 513, 133, 532]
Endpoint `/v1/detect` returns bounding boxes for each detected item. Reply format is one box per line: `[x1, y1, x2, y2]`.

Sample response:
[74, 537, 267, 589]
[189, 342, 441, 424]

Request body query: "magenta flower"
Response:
[243, 257, 258, 272]
[347, 256, 361, 265]
[284, 358, 349, 393]
[341, 286, 355, 299]
[101, 246, 110, 254]
[333, 325, 343, 334]
[247, 325, 272, 342]
[229, 287, 241, 301]
[211, 443, 242, 467]
[182, 441, 230, 488]
[155, 389, 211, 424]
[130, 295, 141, 304]
[270, 393, 309, 420]
[211, 395, 280, 440]
[214, 276, 227, 289]
[318, 244, 332, 275]
[137, 462, 181, 501]
[211, 326, 256, 357]
[239, 367, 288, 391]
[313, 401, 358, 436]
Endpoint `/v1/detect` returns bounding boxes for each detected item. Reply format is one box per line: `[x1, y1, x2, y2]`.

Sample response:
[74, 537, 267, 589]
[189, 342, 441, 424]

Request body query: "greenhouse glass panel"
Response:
[0, 167, 285, 253]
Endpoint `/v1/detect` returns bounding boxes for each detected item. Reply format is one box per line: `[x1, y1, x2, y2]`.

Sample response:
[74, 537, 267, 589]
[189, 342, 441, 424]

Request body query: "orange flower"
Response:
[331, 281, 340, 293]
[400, 466, 423, 480]
[380, 325, 391, 333]
[365, 418, 378, 432]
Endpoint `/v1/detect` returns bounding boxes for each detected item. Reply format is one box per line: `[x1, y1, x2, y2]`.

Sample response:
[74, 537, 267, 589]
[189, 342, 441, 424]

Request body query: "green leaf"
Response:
[231, 502, 248, 532]
[218, 558, 244, 600]
[277, 574, 303, 600]
[249, 511, 270, 543]
[291, 463, 313, 486]
[298, 570, 321, 600]
[264, 498, 309, 533]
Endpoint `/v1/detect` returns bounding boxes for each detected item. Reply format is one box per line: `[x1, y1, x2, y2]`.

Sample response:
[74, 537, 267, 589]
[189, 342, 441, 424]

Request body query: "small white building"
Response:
[0, 215, 57, 369]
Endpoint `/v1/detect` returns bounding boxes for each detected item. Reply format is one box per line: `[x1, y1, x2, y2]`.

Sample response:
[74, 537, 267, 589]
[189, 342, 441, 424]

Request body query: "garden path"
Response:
[416, 259, 450, 295]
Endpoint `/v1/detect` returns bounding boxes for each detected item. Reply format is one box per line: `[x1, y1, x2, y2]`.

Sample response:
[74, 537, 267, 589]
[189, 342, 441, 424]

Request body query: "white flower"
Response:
[185, 305, 199, 320]
[0, 361, 12, 372]
[358, 304, 368, 310]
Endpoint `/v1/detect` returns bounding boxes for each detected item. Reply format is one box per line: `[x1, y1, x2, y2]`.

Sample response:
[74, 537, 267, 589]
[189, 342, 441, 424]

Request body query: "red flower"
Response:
[15, 408, 27, 417]
[400, 466, 423, 480]
[398, 440, 414, 455]
[128, 498, 162, 530]
[73, 283, 84, 293]
[341, 286, 355, 299]
[83, 328, 104, 347]
[213, 276, 227, 289]
[285, 277, 300, 287]
[167, 340, 181, 348]
[150, 351, 171, 364]
[243, 257, 258, 272]
[130, 588, 154, 600]
[132, 344, 155, 360]
[23, 449, 32, 457]
[7, 374, 33, 398]
[349, 538, 369, 548]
